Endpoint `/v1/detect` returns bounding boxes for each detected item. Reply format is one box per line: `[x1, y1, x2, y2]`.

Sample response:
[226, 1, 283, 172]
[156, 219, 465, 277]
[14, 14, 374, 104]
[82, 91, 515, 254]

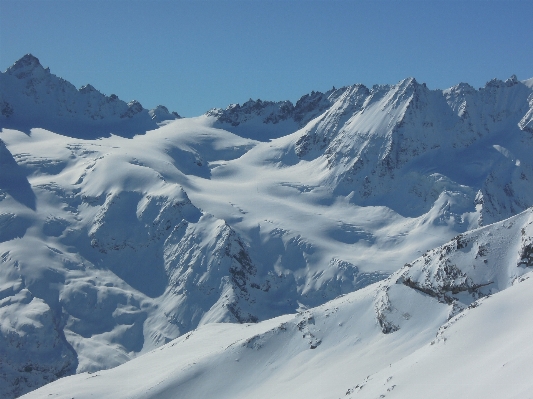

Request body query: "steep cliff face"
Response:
[162, 215, 261, 328]
[402, 210, 533, 300]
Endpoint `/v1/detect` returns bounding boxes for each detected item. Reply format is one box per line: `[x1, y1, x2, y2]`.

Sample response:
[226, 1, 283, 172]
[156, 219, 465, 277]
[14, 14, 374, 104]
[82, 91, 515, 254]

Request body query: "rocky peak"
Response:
[445, 82, 476, 95]
[292, 87, 345, 124]
[120, 100, 144, 118]
[208, 86, 358, 133]
[506, 74, 519, 86]
[5, 54, 47, 79]
[79, 84, 98, 94]
[485, 77, 511, 89]
[207, 98, 294, 127]
[396, 76, 425, 96]
[149, 105, 181, 123]
[399, 76, 418, 86]
[372, 77, 425, 112]
[6, 54, 50, 80]
[292, 90, 327, 122]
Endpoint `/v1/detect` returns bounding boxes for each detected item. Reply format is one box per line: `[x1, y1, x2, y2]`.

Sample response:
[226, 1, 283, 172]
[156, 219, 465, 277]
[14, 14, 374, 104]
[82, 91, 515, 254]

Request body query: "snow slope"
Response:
[1, 54, 532, 397]
[20, 208, 533, 399]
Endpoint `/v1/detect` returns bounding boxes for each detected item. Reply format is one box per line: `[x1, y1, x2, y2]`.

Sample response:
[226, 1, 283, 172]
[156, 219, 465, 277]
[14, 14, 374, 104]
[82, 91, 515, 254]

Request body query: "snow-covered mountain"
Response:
[19, 208, 533, 399]
[1, 54, 532, 398]
[0, 54, 180, 139]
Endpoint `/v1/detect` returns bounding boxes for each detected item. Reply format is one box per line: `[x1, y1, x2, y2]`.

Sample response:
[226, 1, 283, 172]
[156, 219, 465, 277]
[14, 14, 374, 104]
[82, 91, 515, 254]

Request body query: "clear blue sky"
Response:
[1, 0, 532, 117]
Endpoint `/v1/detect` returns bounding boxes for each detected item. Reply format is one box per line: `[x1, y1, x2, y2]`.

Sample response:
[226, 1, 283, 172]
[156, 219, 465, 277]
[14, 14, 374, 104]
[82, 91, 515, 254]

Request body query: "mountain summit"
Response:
[0, 54, 180, 138]
[5, 54, 46, 79]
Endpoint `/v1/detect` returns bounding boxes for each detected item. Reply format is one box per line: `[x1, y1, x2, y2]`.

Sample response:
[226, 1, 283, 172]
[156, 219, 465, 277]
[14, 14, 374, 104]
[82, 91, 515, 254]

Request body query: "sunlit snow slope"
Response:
[1, 54, 532, 398]
[21, 209, 533, 399]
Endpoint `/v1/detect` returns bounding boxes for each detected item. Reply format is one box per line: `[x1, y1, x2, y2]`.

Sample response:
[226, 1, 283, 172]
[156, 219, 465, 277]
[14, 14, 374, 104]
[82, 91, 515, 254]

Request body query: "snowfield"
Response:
[1, 54, 533, 398]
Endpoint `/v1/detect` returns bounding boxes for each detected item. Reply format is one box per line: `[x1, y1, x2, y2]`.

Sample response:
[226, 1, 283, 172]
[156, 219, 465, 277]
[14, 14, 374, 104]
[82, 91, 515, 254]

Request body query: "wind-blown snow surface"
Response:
[1, 54, 533, 397]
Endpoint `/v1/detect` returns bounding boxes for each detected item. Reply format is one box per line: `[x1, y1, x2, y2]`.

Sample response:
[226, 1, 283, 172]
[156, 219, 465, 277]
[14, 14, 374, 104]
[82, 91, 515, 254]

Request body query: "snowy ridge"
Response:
[206, 86, 351, 140]
[292, 76, 533, 221]
[1, 54, 533, 397]
[0, 54, 180, 138]
[211, 74, 533, 222]
[377, 208, 533, 334]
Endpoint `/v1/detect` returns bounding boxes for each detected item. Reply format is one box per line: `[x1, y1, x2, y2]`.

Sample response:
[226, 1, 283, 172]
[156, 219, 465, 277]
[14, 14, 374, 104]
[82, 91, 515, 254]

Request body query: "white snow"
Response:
[20, 240, 533, 398]
[1, 54, 533, 398]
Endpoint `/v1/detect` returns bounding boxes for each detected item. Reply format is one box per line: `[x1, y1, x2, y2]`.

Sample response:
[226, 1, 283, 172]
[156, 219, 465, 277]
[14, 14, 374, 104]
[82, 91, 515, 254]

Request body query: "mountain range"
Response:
[1, 54, 532, 398]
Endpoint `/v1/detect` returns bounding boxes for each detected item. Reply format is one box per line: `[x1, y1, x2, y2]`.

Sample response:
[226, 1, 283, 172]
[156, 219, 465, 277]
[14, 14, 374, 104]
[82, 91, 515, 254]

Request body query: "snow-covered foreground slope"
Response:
[20, 208, 533, 399]
[1, 54, 533, 397]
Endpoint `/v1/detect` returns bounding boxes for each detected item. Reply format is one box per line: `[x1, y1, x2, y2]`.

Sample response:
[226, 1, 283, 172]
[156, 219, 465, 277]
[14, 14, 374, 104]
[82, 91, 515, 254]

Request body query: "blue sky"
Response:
[1, 0, 532, 117]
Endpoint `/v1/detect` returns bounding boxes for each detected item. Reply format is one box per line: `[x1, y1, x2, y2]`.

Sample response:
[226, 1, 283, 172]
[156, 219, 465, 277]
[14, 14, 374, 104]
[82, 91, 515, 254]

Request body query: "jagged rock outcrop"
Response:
[374, 207, 533, 334]
[162, 215, 261, 330]
[205, 86, 351, 140]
